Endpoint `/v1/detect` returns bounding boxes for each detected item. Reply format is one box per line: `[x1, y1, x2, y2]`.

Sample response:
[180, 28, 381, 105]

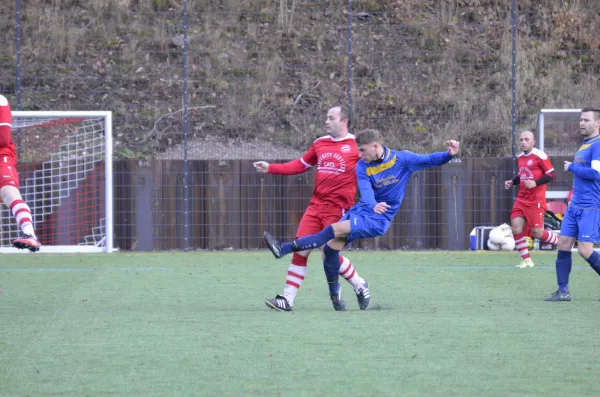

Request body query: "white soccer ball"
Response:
[501, 237, 515, 251]
[488, 228, 507, 244]
[498, 223, 513, 235]
[487, 239, 502, 251]
[487, 224, 514, 251]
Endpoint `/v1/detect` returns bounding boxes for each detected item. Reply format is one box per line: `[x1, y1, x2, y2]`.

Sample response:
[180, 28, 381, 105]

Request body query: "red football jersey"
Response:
[269, 134, 359, 210]
[0, 96, 17, 162]
[303, 134, 359, 209]
[516, 148, 554, 207]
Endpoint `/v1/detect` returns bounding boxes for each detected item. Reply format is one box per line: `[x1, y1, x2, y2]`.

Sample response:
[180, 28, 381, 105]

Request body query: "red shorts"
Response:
[0, 163, 20, 189]
[296, 204, 348, 238]
[510, 201, 545, 229]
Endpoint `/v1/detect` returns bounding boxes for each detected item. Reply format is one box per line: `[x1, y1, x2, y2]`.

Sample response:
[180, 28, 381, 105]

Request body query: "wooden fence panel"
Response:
[20, 156, 573, 251]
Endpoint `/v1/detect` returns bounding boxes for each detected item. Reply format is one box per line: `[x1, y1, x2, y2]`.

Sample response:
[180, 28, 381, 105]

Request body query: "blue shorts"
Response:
[560, 206, 600, 243]
[339, 204, 392, 243]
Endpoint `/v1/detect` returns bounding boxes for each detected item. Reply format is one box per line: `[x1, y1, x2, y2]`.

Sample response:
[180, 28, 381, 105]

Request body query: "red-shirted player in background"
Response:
[0, 95, 41, 251]
[254, 106, 369, 311]
[505, 130, 558, 268]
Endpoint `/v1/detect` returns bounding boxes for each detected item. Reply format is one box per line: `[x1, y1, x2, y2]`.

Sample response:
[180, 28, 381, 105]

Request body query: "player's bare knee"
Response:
[510, 219, 524, 235]
[332, 221, 351, 237]
[557, 237, 574, 251]
[511, 225, 522, 235]
[577, 245, 593, 260]
[0, 185, 22, 206]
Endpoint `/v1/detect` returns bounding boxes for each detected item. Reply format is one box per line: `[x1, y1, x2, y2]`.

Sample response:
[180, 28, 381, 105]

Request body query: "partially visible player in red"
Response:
[254, 106, 369, 311]
[504, 130, 558, 268]
[0, 95, 41, 251]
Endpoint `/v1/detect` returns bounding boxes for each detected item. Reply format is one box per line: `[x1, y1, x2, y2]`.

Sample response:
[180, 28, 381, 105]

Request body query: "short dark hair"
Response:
[582, 107, 600, 121]
[355, 129, 382, 145]
[332, 105, 351, 128]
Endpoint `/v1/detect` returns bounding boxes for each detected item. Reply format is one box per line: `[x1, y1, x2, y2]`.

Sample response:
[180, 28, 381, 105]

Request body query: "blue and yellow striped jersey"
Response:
[570, 134, 600, 209]
[355, 146, 453, 219]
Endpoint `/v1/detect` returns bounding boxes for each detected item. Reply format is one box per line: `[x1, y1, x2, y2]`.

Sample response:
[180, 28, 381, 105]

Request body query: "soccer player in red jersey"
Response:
[254, 106, 369, 311]
[504, 130, 558, 268]
[0, 95, 41, 251]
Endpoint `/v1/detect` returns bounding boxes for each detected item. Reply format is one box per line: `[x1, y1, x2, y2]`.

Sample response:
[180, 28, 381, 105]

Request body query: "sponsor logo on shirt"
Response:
[317, 152, 347, 175]
[518, 166, 534, 180]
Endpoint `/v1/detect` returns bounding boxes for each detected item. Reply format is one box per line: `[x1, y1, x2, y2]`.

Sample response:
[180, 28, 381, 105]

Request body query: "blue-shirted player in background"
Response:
[545, 107, 600, 301]
[264, 128, 460, 310]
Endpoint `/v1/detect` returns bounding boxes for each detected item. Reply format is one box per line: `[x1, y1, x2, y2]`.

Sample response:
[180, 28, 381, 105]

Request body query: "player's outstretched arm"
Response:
[253, 158, 311, 175]
[402, 140, 458, 172]
[260, 144, 317, 176]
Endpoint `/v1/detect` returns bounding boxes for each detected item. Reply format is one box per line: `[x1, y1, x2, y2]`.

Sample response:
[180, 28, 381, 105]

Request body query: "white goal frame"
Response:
[537, 108, 600, 252]
[537, 108, 581, 200]
[3, 111, 114, 254]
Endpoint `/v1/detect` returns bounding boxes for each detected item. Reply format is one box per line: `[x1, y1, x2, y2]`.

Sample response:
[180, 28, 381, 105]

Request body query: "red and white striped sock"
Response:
[283, 253, 307, 306]
[541, 229, 559, 245]
[339, 255, 365, 292]
[9, 199, 36, 237]
[514, 232, 531, 260]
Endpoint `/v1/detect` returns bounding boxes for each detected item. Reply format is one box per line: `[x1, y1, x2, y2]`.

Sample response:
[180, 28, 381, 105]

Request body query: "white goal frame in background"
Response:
[2, 111, 114, 254]
[536, 108, 600, 253]
[537, 108, 581, 200]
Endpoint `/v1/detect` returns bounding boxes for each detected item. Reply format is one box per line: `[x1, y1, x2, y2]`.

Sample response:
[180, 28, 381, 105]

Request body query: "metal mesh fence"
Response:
[515, 1, 600, 200]
[0, 0, 598, 250]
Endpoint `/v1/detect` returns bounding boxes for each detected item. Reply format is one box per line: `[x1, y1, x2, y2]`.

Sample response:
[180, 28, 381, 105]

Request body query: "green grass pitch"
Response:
[1, 251, 599, 397]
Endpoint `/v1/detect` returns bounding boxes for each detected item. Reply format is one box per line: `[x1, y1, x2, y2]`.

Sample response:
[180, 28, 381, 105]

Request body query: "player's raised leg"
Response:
[264, 221, 347, 259]
[265, 208, 360, 311]
[264, 211, 317, 311]
[320, 210, 369, 309]
[510, 214, 534, 268]
[538, 228, 559, 245]
[578, 241, 600, 282]
[1, 184, 40, 252]
[0, 95, 40, 252]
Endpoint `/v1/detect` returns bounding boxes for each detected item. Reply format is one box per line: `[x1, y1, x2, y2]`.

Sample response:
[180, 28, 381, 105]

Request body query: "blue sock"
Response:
[323, 244, 341, 296]
[585, 251, 600, 276]
[556, 250, 572, 293]
[281, 225, 335, 255]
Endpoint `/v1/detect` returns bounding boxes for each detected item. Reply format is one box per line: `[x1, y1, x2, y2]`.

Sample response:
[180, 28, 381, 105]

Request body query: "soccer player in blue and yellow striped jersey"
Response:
[546, 107, 600, 301]
[264, 129, 459, 310]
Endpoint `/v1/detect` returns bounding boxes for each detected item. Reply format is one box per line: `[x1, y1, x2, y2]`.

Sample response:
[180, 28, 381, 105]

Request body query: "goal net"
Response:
[1, 111, 113, 253]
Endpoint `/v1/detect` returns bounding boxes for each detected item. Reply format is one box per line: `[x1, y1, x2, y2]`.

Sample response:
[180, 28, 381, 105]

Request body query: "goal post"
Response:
[2, 111, 113, 253]
[535, 108, 600, 253]
[537, 108, 581, 200]
[537, 108, 581, 154]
